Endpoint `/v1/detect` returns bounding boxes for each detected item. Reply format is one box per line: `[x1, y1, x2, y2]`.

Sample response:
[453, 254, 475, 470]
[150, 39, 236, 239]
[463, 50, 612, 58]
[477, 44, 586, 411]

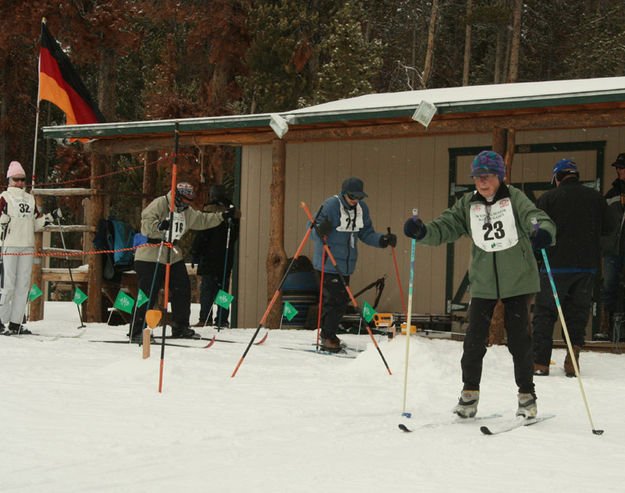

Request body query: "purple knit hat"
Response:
[470, 151, 506, 181]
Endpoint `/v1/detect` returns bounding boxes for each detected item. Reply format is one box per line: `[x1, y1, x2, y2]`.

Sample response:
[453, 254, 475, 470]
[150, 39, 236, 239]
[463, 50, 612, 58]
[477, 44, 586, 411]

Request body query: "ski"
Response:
[279, 346, 361, 359]
[154, 331, 268, 345]
[91, 339, 213, 349]
[399, 413, 503, 433]
[480, 414, 556, 435]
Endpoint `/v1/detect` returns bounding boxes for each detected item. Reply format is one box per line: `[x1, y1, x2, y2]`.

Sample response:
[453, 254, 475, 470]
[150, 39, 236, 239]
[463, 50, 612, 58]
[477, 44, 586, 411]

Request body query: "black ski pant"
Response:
[462, 295, 535, 395]
[130, 260, 191, 336]
[532, 272, 593, 367]
[319, 272, 350, 340]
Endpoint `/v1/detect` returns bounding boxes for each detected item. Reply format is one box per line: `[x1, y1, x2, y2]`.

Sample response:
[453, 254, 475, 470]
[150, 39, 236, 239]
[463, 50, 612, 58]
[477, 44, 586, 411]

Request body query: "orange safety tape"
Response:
[0, 242, 173, 257]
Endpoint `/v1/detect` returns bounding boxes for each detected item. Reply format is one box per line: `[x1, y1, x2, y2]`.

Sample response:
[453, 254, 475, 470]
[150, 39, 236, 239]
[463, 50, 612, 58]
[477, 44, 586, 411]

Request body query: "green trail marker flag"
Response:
[283, 301, 298, 321]
[28, 284, 43, 301]
[136, 289, 149, 308]
[215, 289, 234, 309]
[362, 301, 376, 323]
[73, 287, 88, 305]
[113, 290, 135, 314]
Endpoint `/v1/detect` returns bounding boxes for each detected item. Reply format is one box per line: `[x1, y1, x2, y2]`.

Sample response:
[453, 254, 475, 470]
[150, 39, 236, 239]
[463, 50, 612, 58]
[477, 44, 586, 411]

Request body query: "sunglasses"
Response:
[346, 192, 360, 201]
[11, 177, 26, 182]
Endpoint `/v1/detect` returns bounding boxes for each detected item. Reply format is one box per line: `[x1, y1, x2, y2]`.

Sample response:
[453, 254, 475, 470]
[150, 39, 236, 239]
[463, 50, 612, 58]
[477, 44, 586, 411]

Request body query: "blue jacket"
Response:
[312, 194, 382, 275]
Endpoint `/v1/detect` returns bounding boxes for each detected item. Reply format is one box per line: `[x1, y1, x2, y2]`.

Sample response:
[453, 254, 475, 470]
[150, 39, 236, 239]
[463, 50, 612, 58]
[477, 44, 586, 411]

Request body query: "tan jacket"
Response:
[135, 191, 223, 264]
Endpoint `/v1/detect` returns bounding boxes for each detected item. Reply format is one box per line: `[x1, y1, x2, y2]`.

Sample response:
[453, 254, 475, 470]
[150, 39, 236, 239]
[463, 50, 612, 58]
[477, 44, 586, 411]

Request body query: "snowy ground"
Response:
[1, 302, 624, 492]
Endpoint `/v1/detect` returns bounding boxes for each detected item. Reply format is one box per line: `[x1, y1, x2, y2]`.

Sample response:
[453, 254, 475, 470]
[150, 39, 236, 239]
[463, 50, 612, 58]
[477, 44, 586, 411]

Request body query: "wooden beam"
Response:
[79, 106, 625, 156]
[86, 153, 105, 322]
[265, 138, 288, 329]
[31, 188, 97, 196]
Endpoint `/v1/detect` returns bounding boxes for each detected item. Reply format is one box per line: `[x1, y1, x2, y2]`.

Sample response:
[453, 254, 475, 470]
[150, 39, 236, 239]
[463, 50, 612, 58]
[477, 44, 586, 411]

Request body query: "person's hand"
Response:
[379, 233, 397, 248]
[51, 208, 62, 220]
[404, 217, 426, 240]
[222, 206, 237, 221]
[316, 216, 333, 237]
[531, 228, 551, 251]
[0, 214, 11, 227]
[157, 219, 170, 231]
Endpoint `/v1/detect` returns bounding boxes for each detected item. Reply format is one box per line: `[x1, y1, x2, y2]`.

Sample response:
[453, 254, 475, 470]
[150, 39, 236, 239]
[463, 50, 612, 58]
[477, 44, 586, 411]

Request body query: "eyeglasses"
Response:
[346, 192, 360, 201]
[11, 177, 26, 182]
[473, 174, 497, 183]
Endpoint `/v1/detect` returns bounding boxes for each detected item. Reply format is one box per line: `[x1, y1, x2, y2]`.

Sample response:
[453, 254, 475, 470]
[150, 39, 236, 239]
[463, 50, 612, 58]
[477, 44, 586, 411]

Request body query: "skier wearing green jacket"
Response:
[404, 150, 556, 419]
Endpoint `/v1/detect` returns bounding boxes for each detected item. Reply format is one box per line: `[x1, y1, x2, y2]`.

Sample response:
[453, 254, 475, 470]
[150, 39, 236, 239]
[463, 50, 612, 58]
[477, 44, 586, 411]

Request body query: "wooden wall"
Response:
[236, 126, 625, 330]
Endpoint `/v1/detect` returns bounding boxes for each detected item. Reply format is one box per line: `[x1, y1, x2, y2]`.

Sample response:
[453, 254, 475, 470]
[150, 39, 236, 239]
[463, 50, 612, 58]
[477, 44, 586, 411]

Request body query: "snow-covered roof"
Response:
[41, 76, 625, 141]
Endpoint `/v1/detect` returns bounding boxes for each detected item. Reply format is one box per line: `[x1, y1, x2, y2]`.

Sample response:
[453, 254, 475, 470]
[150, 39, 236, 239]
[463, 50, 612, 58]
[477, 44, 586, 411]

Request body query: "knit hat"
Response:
[469, 151, 506, 181]
[552, 158, 578, 184]
[611, 153, 625, 169]
[7, 160, 26, 179]
[341, 177, 368, 199]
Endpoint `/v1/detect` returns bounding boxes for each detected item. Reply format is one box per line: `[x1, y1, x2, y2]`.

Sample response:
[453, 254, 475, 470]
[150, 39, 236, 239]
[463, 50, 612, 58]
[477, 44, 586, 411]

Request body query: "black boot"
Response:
[9, 322, 32, 335]
[171, 325, 197, 339]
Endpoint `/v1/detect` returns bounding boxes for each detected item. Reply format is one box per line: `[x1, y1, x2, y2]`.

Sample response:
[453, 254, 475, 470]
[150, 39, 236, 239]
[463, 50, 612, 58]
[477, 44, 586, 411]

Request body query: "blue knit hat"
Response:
[552, 159, 577, 184]
[470, 151, 505, 181]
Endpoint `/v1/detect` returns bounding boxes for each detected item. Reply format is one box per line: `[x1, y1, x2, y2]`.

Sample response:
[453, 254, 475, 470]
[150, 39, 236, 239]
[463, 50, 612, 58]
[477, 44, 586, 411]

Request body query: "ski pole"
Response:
[231, 203, 324, 377]
[131, 231, 167, 343]
[388, 226, 407, 320]
[531, 218, 604, 435]
[216, 211, 233, 331]
[158, 122, 179, 393]
[56, 212, 85, 329]
[301, 202, 392, 375]
[402, 209, 418, 418]
[316, 245, 326, 348]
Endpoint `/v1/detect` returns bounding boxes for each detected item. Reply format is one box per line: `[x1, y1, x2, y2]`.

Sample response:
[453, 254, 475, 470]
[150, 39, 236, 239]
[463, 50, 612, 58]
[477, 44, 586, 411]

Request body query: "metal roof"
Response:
[42, 76, 625, 142]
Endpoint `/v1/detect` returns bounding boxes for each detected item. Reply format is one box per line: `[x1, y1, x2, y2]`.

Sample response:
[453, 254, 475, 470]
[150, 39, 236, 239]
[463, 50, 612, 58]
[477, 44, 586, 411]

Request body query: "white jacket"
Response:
[0, 187, 47, 247]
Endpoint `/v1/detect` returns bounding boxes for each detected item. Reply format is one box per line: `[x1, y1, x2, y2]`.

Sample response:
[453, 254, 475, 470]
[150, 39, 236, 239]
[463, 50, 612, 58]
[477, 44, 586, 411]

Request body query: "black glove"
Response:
[51, 208, 62, 220]
[379, 233, 397, 248]
[531, 228, 552, 251]
[316, 216, 334, 237]
[404, 217, 426, 240]
[222, 207, 236, 221]
[157, 219, 170, 231]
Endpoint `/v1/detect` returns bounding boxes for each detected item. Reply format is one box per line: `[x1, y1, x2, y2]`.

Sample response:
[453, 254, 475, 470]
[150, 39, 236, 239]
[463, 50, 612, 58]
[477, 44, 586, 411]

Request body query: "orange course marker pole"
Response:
[231, 203, 324, 377]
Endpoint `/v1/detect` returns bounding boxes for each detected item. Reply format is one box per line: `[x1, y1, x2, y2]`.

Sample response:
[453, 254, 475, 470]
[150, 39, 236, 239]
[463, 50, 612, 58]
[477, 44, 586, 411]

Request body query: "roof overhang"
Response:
[41, 76, 625, 154]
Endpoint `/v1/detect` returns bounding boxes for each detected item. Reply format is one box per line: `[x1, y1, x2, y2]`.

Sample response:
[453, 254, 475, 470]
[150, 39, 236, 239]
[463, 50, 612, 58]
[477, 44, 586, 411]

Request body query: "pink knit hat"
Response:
[7, 161, 26, 179]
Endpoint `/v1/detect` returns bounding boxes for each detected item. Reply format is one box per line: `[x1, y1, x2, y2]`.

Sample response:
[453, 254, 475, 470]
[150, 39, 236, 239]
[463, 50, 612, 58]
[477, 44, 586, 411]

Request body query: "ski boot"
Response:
[9, 322, 32, 335]
[171, 325, 197, 339]
[516, 393, 537, 419]
[453, 390, 479, 418]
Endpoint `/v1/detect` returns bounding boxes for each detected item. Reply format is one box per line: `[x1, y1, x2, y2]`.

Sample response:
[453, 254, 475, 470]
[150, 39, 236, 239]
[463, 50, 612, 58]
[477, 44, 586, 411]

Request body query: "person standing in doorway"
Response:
[532, 159, 613, 377]
[597, 152, 625, 341]
[191, 184, 240, 328]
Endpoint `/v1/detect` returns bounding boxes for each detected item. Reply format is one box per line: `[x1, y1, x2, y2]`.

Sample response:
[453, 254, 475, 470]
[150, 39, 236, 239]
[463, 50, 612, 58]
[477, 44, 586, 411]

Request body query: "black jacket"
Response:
[191, 199, 239, 277]
[537, 176, 614, 272]
[602, 177, 625, 255]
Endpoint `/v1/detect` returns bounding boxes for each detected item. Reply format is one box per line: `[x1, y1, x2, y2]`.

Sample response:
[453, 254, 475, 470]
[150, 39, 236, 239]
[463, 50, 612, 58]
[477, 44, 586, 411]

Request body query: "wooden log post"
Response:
[86, 153, 105, 322]
[30, 195, 45, 321]
[265, 139, 288, 329]
[488, 128, 515, 345]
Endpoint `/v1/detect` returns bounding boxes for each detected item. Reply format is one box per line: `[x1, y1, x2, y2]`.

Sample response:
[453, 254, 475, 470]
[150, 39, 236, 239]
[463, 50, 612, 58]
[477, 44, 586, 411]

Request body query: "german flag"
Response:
[38, 20, 105, 124]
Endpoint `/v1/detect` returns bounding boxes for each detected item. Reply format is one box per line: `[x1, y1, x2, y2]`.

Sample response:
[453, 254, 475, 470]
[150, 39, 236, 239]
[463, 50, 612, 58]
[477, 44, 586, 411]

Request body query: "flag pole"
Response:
[31, 18, 46, 188]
